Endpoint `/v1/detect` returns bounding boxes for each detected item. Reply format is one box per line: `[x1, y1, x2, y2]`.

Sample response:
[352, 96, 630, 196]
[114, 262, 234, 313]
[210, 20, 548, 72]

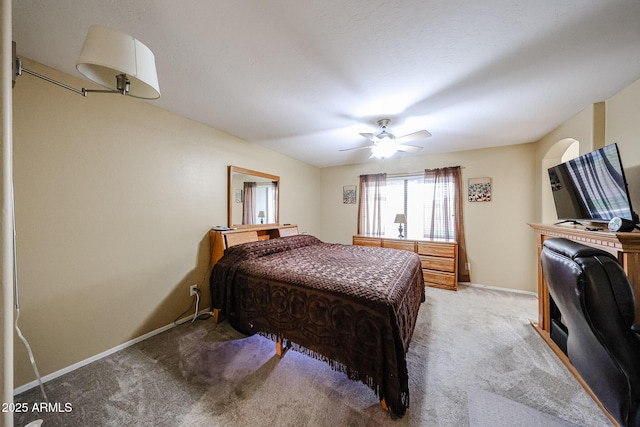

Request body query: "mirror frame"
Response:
[228, 165, 280, 228]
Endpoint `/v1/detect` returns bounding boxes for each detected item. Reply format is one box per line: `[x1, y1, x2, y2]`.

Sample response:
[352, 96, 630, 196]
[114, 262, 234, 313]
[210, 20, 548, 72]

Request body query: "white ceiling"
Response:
[12, 0, 640, 168]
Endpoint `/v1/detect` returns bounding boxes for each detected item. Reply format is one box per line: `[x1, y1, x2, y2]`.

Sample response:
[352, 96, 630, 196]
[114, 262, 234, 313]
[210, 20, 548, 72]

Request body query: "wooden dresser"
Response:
[352, 235, 458, 291]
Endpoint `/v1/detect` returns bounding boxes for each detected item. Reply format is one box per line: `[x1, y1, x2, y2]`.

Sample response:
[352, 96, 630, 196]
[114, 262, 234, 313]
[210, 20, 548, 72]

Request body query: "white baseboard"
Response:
[14, 308, 213, 396]
[459, 282, 538, 298]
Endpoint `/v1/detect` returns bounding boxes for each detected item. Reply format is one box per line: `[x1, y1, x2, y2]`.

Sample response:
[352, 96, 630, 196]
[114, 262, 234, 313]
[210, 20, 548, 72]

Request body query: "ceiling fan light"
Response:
[371, 144, 398, 159]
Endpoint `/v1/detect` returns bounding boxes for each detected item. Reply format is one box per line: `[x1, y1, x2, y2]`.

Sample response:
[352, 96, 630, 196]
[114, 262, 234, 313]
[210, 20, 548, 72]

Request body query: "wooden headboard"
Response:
[210, 225, 299, 266]
[224, 231, 259, 248]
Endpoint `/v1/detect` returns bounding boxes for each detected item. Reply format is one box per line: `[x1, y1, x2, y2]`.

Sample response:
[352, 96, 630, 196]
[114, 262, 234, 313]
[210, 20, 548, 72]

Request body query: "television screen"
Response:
[548, 143, 637, 224]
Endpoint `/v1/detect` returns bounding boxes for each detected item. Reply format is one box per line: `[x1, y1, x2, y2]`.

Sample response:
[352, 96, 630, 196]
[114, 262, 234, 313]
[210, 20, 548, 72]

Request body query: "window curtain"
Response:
[358, 173, 386, 235]
[242, 181, 256, 224]
[424, 167, 470, 282]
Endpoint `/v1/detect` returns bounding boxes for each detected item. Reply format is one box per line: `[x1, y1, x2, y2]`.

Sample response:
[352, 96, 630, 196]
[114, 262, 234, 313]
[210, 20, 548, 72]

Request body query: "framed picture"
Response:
[468, 177, 491, 202]
[343, 185, 357, 204]
[234, 189, 243, 203]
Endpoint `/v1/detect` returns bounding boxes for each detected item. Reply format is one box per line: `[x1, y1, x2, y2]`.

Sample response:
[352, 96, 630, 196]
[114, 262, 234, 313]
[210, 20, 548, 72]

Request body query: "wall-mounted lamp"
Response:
[14, 25, 160, 99]
[394, 213, 406, 238]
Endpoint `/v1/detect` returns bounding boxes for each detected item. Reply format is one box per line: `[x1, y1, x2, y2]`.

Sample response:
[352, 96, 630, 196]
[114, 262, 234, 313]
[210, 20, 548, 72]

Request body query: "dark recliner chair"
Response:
[541, 237, 640, 427]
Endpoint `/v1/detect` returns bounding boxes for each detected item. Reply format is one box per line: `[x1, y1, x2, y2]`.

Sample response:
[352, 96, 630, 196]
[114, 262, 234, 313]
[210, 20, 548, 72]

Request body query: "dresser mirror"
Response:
[228, 166, 280, 228]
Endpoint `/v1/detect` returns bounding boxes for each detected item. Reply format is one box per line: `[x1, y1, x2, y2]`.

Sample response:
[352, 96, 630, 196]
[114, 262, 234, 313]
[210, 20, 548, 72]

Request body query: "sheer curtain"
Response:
[424, 167, 470, 282]
[358, 173, 386, 235]
[242, 182, 256, 224]
[272, 181, 279, 223]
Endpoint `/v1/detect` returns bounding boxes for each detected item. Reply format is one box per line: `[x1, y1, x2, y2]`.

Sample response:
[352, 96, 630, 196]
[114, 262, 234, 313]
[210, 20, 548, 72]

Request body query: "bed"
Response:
[209, 234, 425, 416]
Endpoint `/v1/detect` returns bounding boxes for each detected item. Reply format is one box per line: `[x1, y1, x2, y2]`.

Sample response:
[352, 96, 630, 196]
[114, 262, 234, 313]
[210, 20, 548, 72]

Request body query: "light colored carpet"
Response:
[14, 284, 612, 426]
[467, 386, 581, 427]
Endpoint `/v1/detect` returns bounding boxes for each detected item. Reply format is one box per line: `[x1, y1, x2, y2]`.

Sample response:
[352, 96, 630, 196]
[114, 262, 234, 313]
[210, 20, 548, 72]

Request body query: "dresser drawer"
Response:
[417, 242, 456, 258]
[353, 236, 382, 247]
[420, 256, 455, 273]
[382, 240, 416, 252]
[423, 270, 456, 287]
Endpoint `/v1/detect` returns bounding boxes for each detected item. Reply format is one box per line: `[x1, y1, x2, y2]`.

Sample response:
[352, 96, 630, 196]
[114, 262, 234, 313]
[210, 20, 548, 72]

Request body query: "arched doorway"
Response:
[541, 138, 579, 224]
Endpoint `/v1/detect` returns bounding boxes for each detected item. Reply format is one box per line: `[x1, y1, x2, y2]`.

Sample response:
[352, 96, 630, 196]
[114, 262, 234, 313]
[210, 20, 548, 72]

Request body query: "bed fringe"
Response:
[258, 331, 409, 417]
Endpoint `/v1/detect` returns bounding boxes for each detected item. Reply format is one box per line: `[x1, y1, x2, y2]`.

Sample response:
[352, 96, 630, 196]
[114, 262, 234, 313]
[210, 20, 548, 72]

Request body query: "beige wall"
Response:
[534, 79, 640, 224]
[12, 59, 321, 388]
[320, 143, 538, 293]
[606, 78, 640, 212]
[535, 106, 596, 224]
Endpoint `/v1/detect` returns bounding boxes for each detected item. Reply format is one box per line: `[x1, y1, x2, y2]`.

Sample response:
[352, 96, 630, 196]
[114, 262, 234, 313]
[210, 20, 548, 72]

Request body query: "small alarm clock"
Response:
[608, 217, 636, 232]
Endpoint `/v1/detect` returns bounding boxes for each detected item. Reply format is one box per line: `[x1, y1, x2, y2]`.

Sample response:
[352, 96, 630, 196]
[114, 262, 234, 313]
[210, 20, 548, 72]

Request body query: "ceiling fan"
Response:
[340, 119, 431, 159]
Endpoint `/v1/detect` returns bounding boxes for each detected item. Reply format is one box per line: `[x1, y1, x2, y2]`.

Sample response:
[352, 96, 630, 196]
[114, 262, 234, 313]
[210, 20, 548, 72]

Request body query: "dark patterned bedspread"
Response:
[209, 234, 425, 416]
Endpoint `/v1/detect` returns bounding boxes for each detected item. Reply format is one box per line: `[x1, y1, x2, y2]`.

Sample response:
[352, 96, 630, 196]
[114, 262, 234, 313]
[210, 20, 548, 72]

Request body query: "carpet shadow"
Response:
[467, 386, 581, 427]
[175, 324, 285, 404]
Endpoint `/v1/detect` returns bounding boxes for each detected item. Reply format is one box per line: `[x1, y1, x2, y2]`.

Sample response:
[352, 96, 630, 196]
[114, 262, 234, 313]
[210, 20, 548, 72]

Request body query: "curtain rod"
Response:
[387, 166, 464, 178]
[387, 171, 424, 178]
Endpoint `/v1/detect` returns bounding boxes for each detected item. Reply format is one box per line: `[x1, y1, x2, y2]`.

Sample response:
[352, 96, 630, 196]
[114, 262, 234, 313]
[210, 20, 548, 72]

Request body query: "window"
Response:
[358, 166, 469, 282]
[254, 182, 277, 223]
[383, 174, 456, 240]
[243, 180, 278, 225]
[359, 168, 460, 240]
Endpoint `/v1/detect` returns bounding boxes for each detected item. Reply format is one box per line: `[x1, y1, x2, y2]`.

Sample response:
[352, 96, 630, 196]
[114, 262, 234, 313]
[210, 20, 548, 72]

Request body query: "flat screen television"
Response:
[548, 143, 638, 225]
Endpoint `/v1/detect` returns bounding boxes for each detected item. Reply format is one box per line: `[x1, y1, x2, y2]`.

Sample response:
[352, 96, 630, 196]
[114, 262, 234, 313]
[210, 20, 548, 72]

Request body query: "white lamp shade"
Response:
[394, 214, 407, 224]
[76, 25, 160, 99]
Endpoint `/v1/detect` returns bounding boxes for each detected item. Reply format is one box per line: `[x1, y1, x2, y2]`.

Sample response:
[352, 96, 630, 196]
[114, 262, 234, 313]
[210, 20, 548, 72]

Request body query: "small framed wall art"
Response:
[468, 177, 492, 202]
[343, 185, 357, 204]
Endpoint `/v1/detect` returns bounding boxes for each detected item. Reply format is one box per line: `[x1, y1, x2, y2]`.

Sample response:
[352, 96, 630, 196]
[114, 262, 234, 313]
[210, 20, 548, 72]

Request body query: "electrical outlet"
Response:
[465, 262, 471, 271]
[189, 284, 198, 296]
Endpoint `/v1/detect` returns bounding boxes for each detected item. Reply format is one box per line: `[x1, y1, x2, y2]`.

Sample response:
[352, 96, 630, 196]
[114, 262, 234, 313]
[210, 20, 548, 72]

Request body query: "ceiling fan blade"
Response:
[395, 130, 431, 143]
[339, 145, 375, 152]
[396, 144, 423, 153]
[359, 132, 376, 141]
